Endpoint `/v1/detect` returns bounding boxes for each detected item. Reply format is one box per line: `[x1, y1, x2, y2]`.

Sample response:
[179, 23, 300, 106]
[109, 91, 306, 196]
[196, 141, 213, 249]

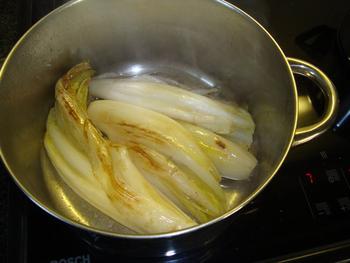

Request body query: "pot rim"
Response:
[0, 0, 298, 239]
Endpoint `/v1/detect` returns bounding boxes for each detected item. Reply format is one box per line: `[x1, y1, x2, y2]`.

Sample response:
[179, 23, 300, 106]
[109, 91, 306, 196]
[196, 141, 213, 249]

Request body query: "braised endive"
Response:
[128, 145, 224, 222]
[87, 100, 225, 204]
[181, 122, 257, 180]
[44, 62, 200, 233]
[89, 78, 255, 139]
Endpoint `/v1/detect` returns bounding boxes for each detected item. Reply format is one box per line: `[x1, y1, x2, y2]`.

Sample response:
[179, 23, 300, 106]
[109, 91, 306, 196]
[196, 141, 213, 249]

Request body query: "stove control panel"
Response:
[299, 152, 350, 219]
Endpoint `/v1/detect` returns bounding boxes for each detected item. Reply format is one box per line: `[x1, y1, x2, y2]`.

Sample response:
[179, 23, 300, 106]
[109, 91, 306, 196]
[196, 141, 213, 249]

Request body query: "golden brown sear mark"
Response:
[84, 116, 138, 204]
[129, 145, 163, 171]
[94, 138, 137, 203]
[61, 95, 80, 122]
[214, 137, 226, 149]
[117, 122, 165, 145]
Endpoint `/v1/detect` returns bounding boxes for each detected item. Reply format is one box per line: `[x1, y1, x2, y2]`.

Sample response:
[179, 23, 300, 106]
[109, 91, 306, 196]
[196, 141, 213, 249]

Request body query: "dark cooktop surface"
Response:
[2, 0, 350, 262]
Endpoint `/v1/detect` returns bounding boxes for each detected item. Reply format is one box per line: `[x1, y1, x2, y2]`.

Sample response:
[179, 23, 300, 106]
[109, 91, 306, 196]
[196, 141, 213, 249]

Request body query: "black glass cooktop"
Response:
[2, 0, 350, 262]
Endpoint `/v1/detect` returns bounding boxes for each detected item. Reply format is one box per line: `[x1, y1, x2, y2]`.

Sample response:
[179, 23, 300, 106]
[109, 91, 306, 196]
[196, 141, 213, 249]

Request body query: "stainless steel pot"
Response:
[0, 0, 338, 256]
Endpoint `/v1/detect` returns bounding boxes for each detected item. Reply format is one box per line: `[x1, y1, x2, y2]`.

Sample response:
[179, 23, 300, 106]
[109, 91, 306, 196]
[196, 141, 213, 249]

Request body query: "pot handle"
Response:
[287, 57, 339, 146]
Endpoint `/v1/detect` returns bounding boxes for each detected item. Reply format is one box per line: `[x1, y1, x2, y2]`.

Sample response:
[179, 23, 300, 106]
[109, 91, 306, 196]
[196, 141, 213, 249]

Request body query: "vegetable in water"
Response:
[181, 122, 257, 180]
[87, 100, 225, 203]
[44, 62, 196, 233]
[43, 62, 258, 234]
[128, 145, 224, 222]
[89, 78, 255, 139]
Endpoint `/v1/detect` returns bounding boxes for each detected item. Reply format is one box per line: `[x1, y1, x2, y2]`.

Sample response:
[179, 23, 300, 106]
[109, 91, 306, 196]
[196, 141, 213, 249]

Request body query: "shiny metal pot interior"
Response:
[0, 0, 337, 253]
